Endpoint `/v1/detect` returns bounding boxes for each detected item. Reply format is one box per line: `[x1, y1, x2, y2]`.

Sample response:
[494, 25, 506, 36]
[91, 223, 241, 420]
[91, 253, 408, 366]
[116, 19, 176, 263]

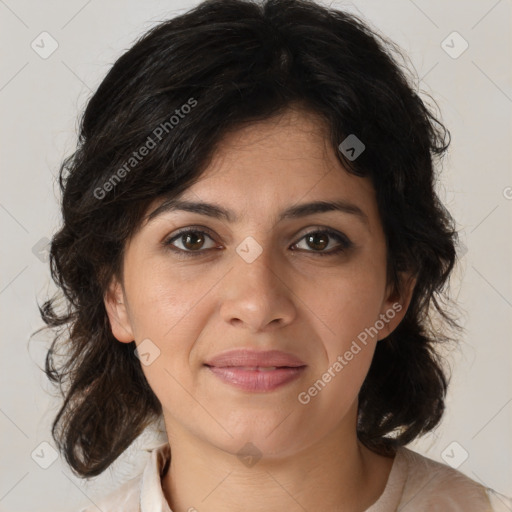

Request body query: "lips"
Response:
[204, 349, 306, 369]
[204, 349, 307, 392]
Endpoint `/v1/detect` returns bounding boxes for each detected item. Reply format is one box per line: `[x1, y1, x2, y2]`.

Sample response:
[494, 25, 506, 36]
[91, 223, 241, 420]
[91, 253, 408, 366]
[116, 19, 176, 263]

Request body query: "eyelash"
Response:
[162, 226, 353, 258]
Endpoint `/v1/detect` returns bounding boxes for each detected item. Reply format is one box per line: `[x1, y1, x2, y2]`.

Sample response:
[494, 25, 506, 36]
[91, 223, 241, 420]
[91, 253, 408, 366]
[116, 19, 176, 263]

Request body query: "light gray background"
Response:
[1, 1, 511, 511]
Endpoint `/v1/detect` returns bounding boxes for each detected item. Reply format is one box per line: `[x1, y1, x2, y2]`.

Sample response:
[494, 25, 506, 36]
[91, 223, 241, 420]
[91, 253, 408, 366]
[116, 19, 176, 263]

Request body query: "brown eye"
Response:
[292, 229, 353, 256]
[163, 228, 217, 254]
[162, 227, 353, 258]
[305, 232, 329, 251]
[181, 231, 206, 250]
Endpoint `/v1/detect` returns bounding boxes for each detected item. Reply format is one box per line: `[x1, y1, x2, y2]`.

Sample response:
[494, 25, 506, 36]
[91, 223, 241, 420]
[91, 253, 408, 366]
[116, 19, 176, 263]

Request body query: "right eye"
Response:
[162, 228, 220, 256]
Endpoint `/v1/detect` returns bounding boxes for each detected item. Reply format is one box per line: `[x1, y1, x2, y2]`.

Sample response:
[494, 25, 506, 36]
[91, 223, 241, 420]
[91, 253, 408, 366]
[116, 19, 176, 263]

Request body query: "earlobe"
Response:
[378, 272, 417, 341]
[104, 278, 134, 343]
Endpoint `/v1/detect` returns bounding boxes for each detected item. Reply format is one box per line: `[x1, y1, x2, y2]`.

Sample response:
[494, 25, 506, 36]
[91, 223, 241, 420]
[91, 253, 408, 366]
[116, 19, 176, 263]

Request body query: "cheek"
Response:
[123, 266, 208, 396]
[307, 264, 386, 346]
[124, 258, 205, 340]
[298, 285, 382, 418]
[305, 264, 386, 393]
[325, 296, 383, 357]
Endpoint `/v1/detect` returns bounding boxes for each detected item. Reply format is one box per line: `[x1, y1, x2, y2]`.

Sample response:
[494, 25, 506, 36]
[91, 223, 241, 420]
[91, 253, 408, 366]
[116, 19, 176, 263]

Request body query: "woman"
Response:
[40, 0, 511, 510]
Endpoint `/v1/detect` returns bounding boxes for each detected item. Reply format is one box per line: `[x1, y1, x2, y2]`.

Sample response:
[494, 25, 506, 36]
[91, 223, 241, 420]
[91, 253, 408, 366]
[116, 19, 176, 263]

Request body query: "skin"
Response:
[104, 106, 416, 512]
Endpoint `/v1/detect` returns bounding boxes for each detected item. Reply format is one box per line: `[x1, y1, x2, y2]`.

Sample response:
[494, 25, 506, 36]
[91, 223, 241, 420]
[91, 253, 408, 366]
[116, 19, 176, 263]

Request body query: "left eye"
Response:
[292, 229, 352, 255]
[163, 228, 352, 256]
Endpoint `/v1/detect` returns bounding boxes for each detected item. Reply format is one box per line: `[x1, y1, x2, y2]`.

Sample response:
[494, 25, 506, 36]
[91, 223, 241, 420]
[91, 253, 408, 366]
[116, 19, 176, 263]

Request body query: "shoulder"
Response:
[397, 447, 511, 511]
[76, 475, 142, 512]
[74, 441, 171, 512]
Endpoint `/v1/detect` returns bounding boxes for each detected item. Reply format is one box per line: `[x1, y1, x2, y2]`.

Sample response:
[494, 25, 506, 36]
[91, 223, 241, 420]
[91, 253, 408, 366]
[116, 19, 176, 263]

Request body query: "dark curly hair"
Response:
[36, 0, 462, 479]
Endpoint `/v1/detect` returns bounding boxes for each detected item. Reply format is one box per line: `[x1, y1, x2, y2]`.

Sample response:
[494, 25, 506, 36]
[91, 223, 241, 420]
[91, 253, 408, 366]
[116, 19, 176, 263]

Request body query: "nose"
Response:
[218, 244, 297, 333]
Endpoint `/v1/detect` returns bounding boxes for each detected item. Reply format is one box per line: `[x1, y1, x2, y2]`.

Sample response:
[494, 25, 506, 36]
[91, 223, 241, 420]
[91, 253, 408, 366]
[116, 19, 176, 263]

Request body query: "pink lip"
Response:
[204, 349, 307, 392]
[206, 366, 306, 392]
[204, 349, 306, 368]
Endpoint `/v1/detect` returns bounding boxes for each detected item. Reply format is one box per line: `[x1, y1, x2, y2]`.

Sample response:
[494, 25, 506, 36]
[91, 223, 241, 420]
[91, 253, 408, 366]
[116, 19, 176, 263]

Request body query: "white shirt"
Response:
[77, 442, 512, 511]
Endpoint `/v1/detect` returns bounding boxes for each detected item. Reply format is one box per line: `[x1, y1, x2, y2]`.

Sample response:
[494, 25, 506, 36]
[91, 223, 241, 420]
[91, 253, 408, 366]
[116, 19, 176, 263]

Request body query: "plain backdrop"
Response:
[0, 0, 511, 510]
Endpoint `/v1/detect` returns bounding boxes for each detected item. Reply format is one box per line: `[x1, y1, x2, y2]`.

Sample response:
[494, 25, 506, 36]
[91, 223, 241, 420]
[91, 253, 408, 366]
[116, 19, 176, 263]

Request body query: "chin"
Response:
[208, 416, 314, 460]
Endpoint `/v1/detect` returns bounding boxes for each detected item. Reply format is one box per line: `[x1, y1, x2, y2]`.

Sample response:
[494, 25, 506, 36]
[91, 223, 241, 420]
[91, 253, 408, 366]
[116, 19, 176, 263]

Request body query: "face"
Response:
[105, 107, 415, 459]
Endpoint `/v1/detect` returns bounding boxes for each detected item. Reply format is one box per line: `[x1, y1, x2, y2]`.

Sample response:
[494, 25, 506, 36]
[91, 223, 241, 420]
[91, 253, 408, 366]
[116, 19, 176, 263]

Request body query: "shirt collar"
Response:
[137, 441, 406, 512]
[139, 442, 173, 512]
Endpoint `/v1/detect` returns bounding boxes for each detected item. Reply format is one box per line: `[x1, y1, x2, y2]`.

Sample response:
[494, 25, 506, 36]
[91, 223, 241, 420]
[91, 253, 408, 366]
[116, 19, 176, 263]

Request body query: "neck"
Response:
[161, 417, 394, 512]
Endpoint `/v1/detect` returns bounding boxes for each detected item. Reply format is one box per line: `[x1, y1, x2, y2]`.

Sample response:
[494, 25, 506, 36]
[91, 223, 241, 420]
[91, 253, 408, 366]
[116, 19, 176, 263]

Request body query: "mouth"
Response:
[203, 349, 307, 392]
[204, 348, 306, 368]
[204, 364, 307, 392]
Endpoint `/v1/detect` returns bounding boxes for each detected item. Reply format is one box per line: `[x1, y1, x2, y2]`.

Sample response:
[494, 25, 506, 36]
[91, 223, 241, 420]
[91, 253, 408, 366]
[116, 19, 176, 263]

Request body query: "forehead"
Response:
[143, 107, 379, 228]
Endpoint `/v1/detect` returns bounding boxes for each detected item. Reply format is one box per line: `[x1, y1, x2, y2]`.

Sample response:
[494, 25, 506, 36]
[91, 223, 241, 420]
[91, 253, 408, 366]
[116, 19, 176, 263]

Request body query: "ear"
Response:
[104, 276, 135, 343]
[377, 271, 417, 341]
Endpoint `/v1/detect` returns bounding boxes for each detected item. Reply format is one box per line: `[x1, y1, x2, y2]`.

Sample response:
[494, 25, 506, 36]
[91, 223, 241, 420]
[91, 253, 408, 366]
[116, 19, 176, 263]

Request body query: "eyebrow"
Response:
[146, 198, 369, 228]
